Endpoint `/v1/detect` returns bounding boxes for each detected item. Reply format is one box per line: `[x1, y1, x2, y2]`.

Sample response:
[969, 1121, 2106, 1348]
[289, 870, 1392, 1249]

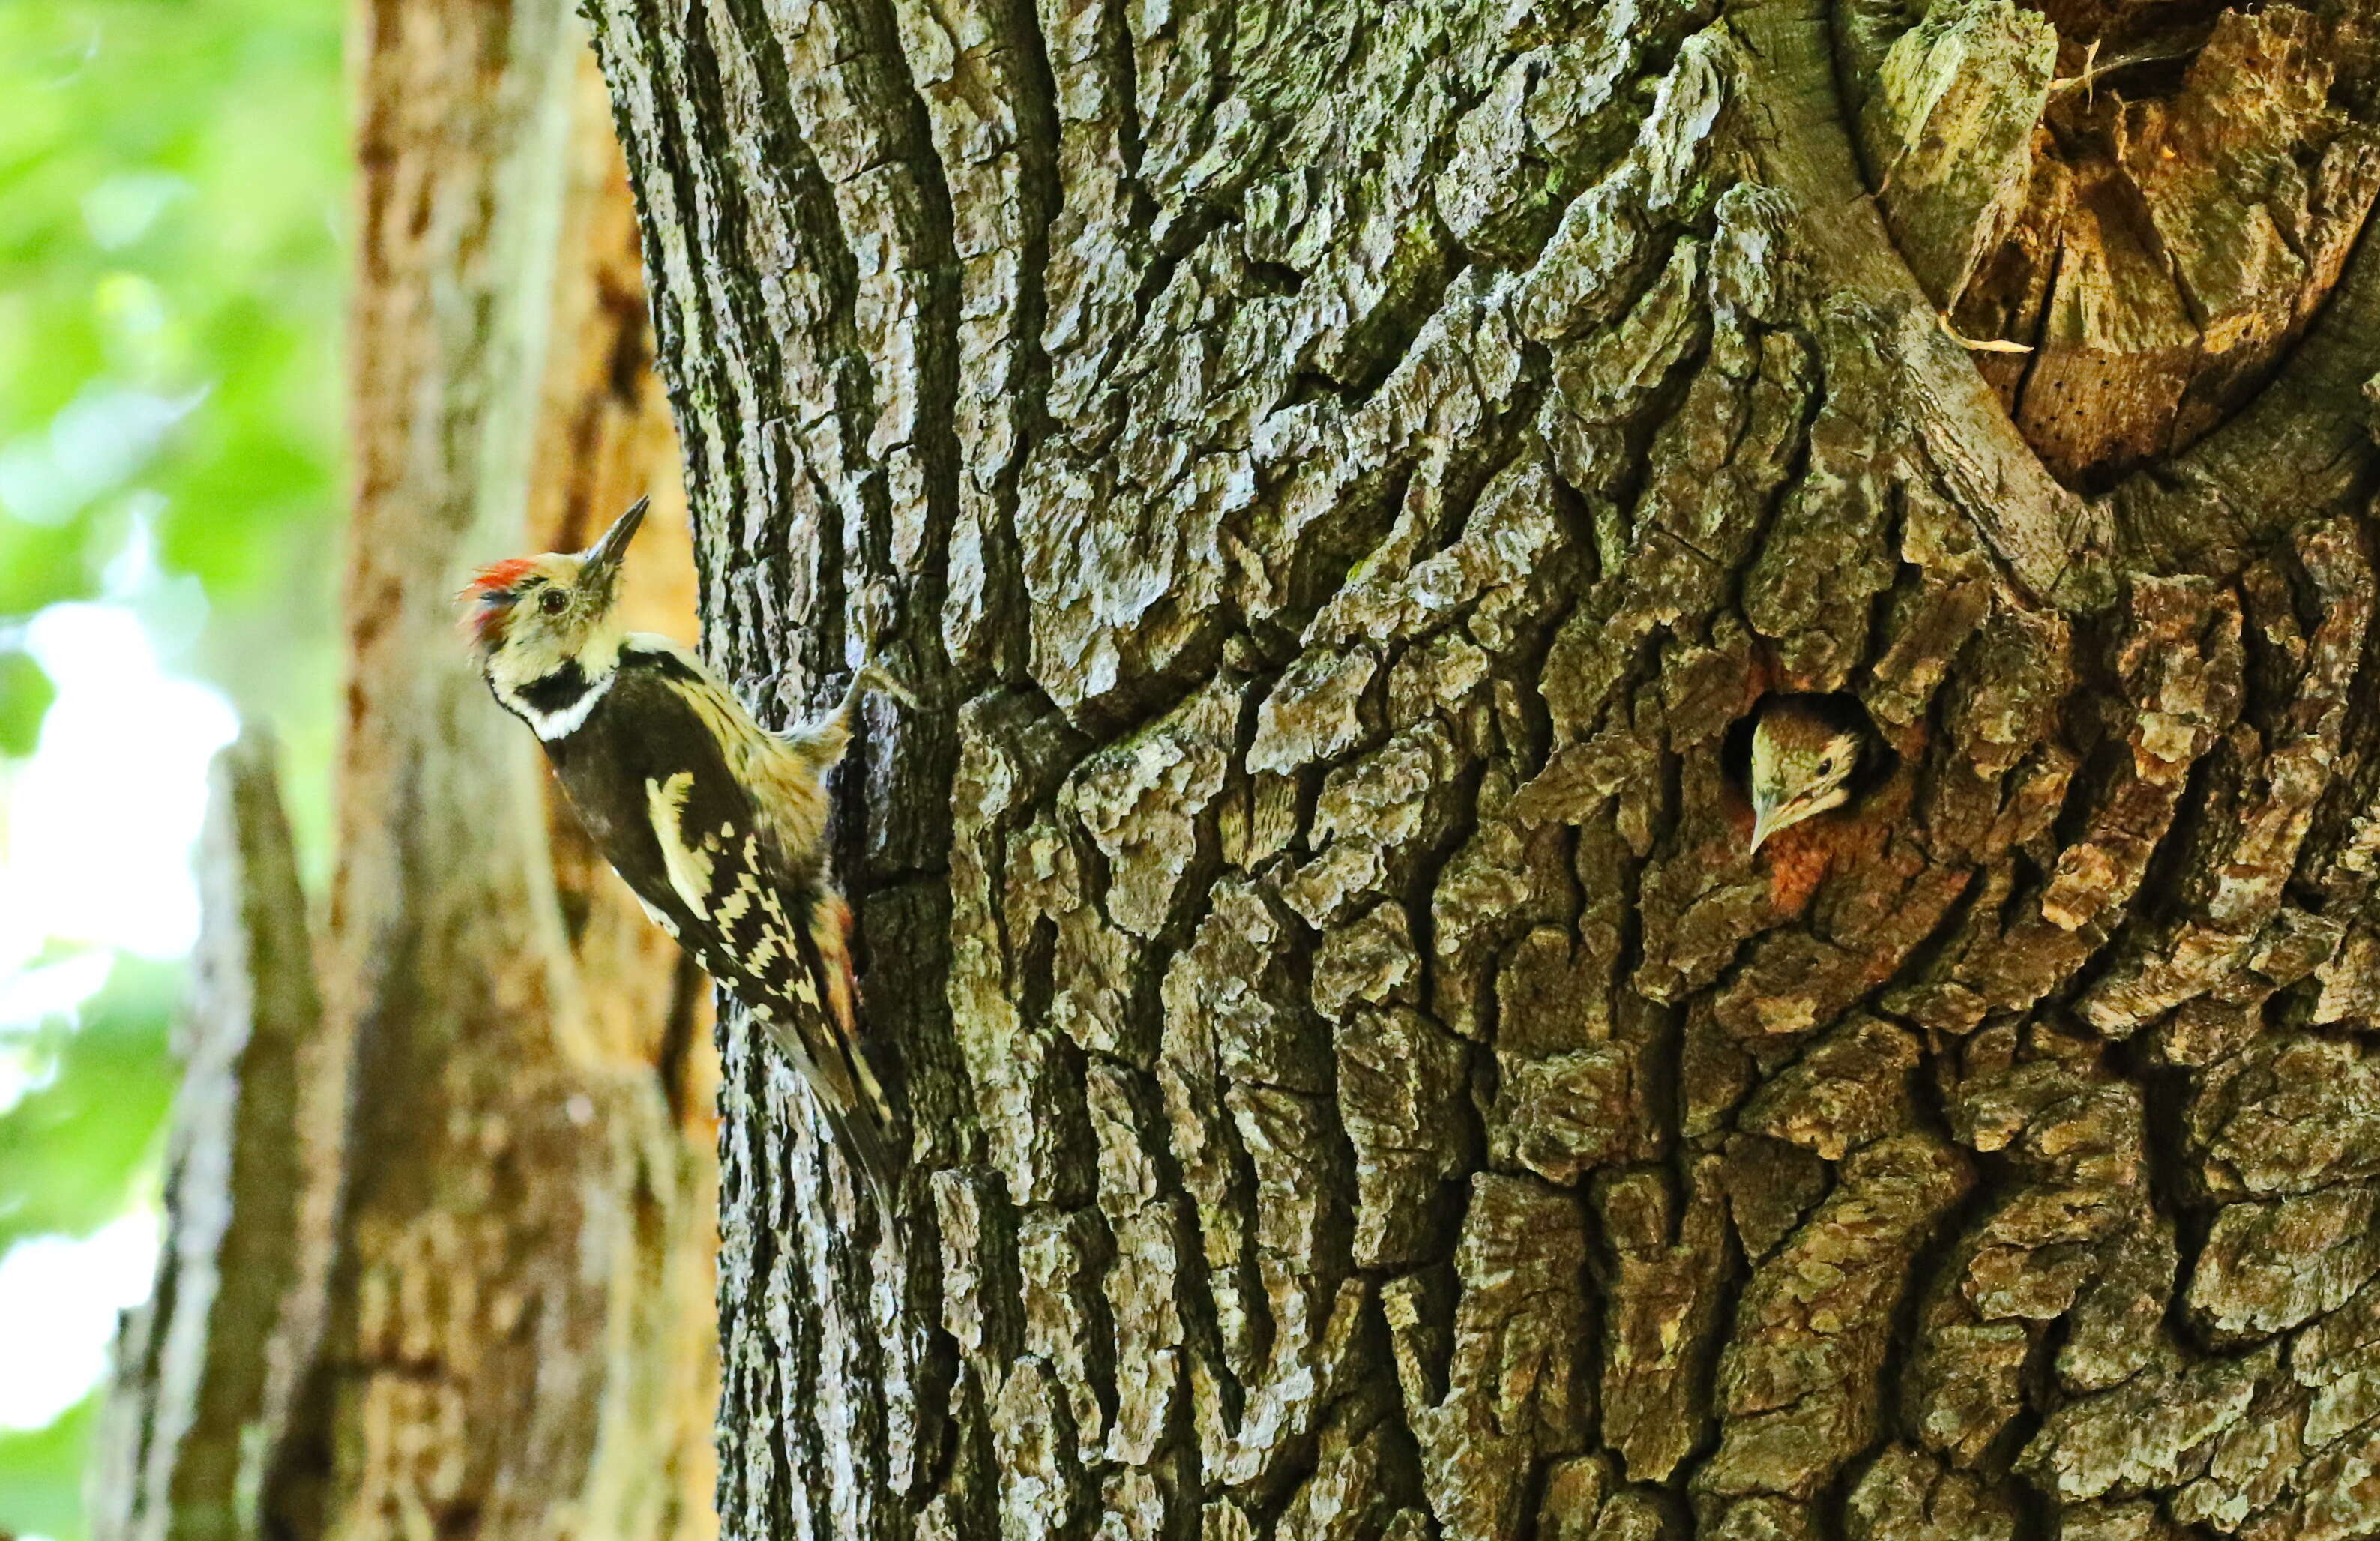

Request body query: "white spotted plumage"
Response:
[463, 498, 914, 1219]
[646, 771, 714, 917]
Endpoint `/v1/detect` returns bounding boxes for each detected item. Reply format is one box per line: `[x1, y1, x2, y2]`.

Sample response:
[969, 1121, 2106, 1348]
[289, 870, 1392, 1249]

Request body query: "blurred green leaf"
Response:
[0, 955, 179, 1255]
[0, 649, 55, 756]
[0, 1392, 94, 1540]
[0, 0, 345, 633]
[0, 516, 96, 618]
[0, 0, 345, 1531]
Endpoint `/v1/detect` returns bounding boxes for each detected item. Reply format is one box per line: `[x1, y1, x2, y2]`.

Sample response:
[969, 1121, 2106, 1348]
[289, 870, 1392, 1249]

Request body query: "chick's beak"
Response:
[579, 496, 649, 598]
[1748, 796, 1783, 856]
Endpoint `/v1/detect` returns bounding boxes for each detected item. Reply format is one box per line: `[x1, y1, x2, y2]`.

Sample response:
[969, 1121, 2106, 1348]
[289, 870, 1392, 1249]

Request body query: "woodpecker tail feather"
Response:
[751, 995, 903, 1222]
[823, 1099, 902, 1224]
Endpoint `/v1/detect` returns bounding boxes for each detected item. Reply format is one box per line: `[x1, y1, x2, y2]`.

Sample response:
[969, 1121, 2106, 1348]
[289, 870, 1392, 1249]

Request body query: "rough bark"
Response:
[90, 10, 718, 1541]
[583, 0, 2380, 1534]
[89, 734, 339, 1541]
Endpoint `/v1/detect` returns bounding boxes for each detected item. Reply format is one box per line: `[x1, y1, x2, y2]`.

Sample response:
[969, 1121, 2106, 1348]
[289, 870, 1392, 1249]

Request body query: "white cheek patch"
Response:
[646, 772, 716, 918]
[501, 671, 615, 741]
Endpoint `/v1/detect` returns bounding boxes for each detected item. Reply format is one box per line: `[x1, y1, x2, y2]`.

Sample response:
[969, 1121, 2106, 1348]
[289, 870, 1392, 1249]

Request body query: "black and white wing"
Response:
[543, 652, 900, 1212]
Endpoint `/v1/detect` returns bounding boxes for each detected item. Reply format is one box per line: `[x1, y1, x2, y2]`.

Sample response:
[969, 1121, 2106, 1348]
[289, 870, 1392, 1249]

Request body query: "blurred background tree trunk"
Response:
[88, 3, 720, 1537]
[579, 0, 2380, 1536]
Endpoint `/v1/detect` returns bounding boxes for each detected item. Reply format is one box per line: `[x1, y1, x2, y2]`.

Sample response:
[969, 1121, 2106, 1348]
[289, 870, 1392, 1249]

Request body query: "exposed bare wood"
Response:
[1843, 0, 2380, 490]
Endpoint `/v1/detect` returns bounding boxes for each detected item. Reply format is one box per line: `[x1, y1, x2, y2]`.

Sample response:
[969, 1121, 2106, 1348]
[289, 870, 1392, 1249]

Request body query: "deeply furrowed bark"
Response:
[581, 0, 2380, 1534]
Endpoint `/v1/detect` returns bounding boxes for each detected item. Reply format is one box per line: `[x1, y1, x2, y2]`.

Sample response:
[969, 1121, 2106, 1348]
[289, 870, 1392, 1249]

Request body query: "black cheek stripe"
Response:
[516, 659, 592, 714]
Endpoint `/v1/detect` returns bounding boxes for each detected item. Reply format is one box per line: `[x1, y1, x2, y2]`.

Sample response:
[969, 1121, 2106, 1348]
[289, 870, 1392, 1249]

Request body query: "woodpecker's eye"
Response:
[1815, 757, 1834, 776]
[540, 588, 568, 615]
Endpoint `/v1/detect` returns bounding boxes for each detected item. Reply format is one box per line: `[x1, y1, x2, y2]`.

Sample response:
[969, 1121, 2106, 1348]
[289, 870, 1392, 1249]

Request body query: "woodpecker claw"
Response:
[854, 661, 918, 711]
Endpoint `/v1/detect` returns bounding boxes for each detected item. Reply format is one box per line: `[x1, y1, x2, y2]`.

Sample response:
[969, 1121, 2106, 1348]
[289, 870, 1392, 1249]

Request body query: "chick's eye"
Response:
[1815, 757, 1834, 776]
[540, 588, 568, 615]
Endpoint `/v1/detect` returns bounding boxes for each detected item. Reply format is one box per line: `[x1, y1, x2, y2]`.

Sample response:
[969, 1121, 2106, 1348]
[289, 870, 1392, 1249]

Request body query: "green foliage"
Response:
[0, 956, 180, 1258]
[0, 1395, 95, 1540]
[0, 956, 177, 1541]
[0, 0, 345, 751]
[0, 651, 56, 757]
[0, 519, 88, 621]
[0, 0, 345, 1531]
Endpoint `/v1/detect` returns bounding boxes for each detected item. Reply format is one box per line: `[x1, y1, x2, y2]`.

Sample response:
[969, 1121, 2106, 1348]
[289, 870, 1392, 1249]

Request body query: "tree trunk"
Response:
[91, 11, 720, 1540]
[584, 0, 2380, 1534]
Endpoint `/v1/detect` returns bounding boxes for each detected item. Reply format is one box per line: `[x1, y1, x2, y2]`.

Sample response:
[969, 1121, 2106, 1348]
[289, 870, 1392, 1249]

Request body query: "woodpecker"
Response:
[462, 497, 909, 1216]
[1747, 696, 1864, 854]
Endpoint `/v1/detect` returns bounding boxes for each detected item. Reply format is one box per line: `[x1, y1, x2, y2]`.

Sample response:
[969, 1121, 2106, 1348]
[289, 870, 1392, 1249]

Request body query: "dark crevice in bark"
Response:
[1599, 307, 1723, 537]
[846, 0, 968, 660]
[1875, 1151, 1996, 1463]
[2132, 1034, 2220, 1355]
[2297, 582, 2380, 909]
[656, 0, 775, 594]
[1731, 329, 1831, 633]
[2005, 237, 2067, 433]
[2007, 1467, 2061, 1541]
[1664, 1219, 1744, 1507]
[1998, 1308, 2062, 1476]
[2130, 730, 2232, 935]
[1331, 247, 1474, 404]
[1402, 760, 1494, 1066]
[1106, 0, 1149, 195]
[657, 953, 708, 1124]
[700, 0, 873, 685]
[989, 0, 1066, 691]
[1882, 875, 1993, 1010]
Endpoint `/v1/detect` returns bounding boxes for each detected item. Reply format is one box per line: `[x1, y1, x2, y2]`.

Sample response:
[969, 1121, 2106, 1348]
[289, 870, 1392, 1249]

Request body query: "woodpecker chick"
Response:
[463, 498, 911, 1216]
[1747, 696, 1863, 854]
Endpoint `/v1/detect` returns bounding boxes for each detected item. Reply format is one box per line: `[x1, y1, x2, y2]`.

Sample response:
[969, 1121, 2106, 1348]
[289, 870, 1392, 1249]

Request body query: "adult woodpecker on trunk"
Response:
[461, 498, 909, 1217]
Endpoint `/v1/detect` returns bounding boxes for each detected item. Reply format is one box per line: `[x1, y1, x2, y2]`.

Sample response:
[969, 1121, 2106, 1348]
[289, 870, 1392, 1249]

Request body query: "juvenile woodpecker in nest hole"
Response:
[1747, 696, 1864, 854]
[463, 498, 909, 1216]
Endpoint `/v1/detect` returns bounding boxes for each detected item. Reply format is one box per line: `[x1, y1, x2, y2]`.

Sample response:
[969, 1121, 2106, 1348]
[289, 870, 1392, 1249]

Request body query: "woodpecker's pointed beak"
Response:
[1748, 797, 1782, 856]
[579, 497, 648, 598]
